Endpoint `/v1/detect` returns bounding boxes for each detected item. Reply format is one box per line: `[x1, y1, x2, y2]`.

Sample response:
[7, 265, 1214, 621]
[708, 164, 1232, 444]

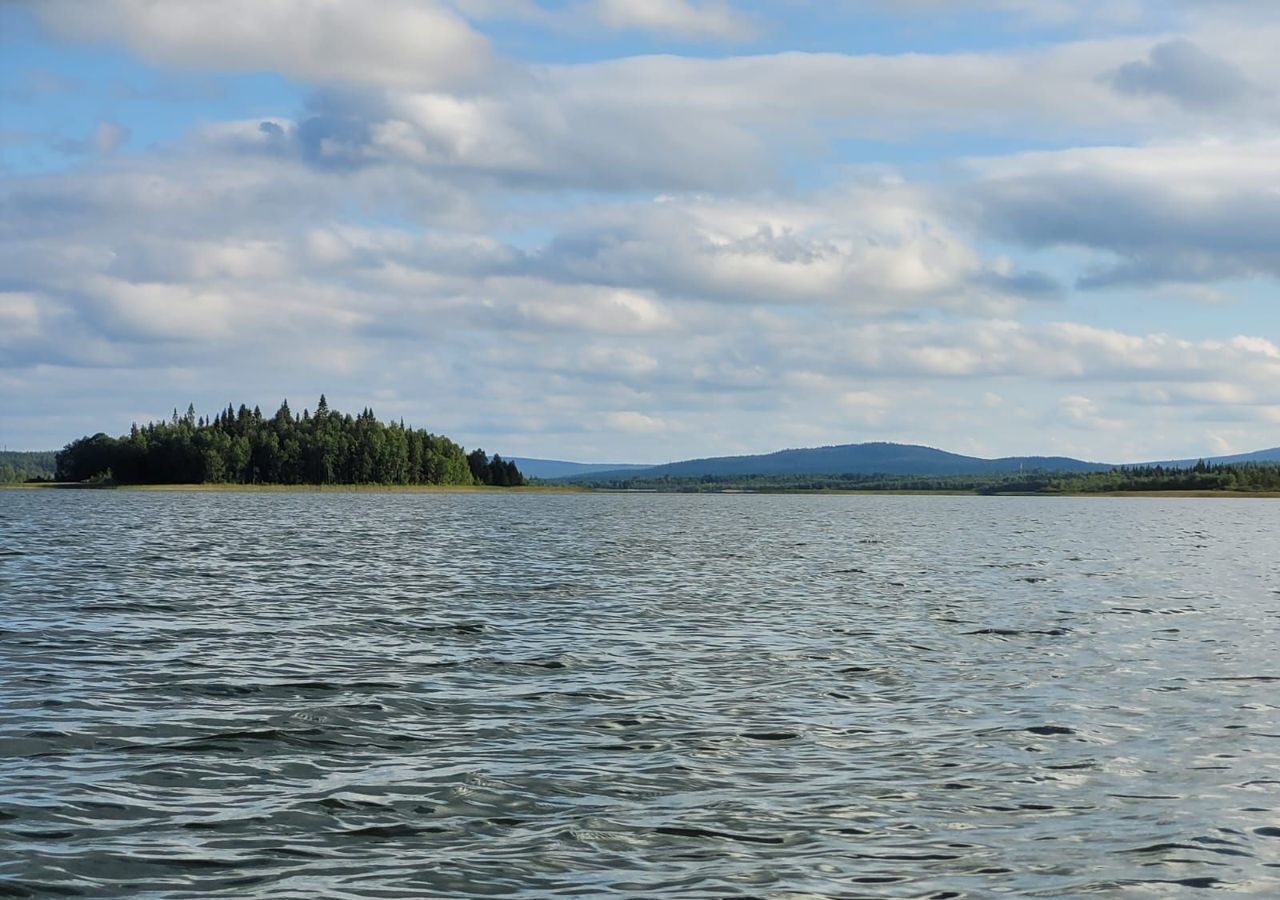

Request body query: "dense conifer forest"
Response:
[53, 397, 523, 487]
[1034, 461, 1280, 493]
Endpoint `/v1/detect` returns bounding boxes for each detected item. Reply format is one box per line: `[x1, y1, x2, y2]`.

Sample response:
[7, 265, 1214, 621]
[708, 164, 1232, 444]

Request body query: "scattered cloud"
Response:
[586, 0, 756, 40]
[1106, 39, 1251, 110]
[1058, 394, 1122, 430]
[166, 26, 1280, 204]
[846, 0, 1145, 27]
[5, 0, 1280, 459]
[526, 189, 1049, 313]
[31, 0, 491, 89]
[606, 410, 671, 433]
[964, 141, 1280, 287]
[92, 121, 129, 155]
[841, 0, 1276, 29]
[0, 293, 45, 345]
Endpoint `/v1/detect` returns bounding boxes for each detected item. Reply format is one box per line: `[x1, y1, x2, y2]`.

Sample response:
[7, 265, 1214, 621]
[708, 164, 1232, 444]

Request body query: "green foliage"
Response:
[0, 451, 58, 483]
[1015, 461, 1280, 494]
[54, 398, 523, 487]
[578, 461, 1280, 494]
[467, 448, 524, 487]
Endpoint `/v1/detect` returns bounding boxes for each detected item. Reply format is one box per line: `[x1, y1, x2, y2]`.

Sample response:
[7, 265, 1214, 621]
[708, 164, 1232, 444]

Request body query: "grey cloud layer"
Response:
[185, 29, 1280, 206]
[7, 2, 1279, 458]
[965, 143, 1280, 287]
[33, 0, 492, 89]
[1107, 40, 1252, 110]
[4, 144, 1275, 379]
[585, 0, 755, 40]
[5, 140, 1277, 456]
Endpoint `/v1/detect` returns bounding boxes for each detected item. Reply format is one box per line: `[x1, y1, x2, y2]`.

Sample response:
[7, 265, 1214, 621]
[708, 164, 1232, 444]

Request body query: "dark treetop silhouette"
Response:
[55, 397, 523, 487]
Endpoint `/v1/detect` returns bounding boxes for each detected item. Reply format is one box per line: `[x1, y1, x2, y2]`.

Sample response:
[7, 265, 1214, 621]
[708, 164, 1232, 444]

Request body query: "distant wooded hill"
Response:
[508, 458, 652, 480]
[550, 440, 1280, 483]
[1144, 447, 1280, 468]
[561, 442, 1112, 481]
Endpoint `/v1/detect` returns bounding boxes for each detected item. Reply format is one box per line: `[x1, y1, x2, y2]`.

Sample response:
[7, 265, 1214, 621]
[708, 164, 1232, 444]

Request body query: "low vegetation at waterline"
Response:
[0, 451, 57, 484]
[1033, 462, 1280, 494]
[572, 460, 1280, 494]
[53, 397, 523, 487]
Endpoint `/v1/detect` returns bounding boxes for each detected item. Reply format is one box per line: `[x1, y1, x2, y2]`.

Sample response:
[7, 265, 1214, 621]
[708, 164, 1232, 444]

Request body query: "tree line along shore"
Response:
[6, 404, 1280, 493]
[48, 397, 524, 487]
[566, 462, 1280, 494]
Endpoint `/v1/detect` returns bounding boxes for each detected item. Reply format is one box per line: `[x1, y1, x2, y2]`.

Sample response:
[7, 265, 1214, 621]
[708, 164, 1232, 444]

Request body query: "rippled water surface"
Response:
[2, 490, 1279, 897]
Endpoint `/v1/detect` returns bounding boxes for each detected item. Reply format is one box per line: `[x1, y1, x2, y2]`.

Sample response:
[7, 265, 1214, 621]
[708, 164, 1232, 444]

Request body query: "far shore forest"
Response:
[45, 398, 523, 487]
[4, 400, 1279, 493]
[571, 464, 1280, 494]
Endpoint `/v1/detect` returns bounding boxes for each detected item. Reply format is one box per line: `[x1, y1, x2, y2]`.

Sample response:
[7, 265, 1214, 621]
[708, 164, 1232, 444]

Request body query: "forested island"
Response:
[569, 461, 1280, 494]
[52, 397, 523, 487]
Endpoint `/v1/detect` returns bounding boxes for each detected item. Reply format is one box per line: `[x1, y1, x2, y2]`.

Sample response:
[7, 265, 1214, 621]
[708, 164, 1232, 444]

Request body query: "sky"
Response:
[2, 0, 1279, 463]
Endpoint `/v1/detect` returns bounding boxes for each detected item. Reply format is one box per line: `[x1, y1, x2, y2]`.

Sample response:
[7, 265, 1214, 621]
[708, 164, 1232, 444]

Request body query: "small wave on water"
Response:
[1, 491, 1279, 897]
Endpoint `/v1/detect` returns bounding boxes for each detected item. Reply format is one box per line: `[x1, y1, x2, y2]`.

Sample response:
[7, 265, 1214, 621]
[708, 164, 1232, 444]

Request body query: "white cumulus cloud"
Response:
[32, 0, 491, 89]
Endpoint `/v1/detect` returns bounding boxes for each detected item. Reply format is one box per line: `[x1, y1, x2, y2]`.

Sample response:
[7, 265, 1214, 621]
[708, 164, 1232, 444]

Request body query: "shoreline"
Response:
[4, 483, 1278, 498]
[0, 482, 585, 494]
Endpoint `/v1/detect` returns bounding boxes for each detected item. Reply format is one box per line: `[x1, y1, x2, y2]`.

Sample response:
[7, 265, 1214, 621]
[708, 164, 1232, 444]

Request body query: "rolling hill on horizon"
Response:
[555, 441, 1113, 481]
[1144, 447, 1280, 468]
[14, 442, 1280, 484]
[546, 441, 1280, 482]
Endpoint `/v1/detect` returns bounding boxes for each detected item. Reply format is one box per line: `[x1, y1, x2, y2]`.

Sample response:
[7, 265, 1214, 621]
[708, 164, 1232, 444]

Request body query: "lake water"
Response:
[1, 490, 1278, 897]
